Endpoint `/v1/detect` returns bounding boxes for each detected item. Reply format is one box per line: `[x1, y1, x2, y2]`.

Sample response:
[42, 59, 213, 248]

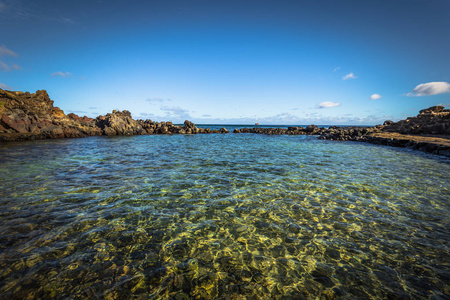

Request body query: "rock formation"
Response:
[316, 106, 450, 157]
[234, 106, 450, 157]
[0, 89, 101, 141]
[382, 105, 450, 135]
[0, 88, 226, 141]
[96, 110, 145, 136]
[1, 88, 449, 157]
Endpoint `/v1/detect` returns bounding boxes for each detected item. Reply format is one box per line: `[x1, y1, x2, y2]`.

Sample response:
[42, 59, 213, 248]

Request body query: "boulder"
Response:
[96, 110, 145, 136]
[183, 120, 198, 134]
[419, 106, 444, 114]
[305, 125, 319, 134]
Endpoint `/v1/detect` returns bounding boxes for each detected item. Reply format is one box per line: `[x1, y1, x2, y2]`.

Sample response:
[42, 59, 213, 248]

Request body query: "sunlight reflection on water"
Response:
[0, 134, 449, 299]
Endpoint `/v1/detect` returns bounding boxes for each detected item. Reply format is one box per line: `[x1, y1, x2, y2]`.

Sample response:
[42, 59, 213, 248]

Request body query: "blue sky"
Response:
[1, 0, 449, 125]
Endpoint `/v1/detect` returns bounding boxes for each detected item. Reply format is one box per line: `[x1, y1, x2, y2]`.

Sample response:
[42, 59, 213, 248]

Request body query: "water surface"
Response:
[0, 134, 449, 299]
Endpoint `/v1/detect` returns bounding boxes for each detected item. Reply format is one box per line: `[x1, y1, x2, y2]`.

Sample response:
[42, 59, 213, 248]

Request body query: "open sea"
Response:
[0, 128, 449, 299]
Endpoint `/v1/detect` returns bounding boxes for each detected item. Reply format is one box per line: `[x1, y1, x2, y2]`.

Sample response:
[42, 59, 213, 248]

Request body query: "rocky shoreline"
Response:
[1, 88, 449, 157]
[234, 106, 450, 157]
[0, 89, 229, 141]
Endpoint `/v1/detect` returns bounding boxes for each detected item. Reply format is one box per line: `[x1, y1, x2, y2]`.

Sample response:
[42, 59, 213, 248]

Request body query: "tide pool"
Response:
[0, 134, 449, 299]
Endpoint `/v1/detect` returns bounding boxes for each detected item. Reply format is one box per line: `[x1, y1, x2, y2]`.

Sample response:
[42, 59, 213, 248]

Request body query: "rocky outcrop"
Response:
[96, 110, 145, 136]
[316, 106, 450, 157]
[382, 105, 450, 135]
[0, 89, 101, 141]
[2, 88, 448, 158]
[233, 106, 450, 157]
[0, 88, 228, 141]
[317, 126, 384, 141]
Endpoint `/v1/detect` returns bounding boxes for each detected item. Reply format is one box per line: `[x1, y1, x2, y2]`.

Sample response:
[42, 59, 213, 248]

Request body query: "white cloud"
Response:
[342, 72, 357, 80]
[370, 94, 382, 100]
[318, 101, 341, 108]
[0, 45, 18, 57]
[0, 82, 11, 89]
[333, 67, 341, 72]
[407, 81, 450, 96]
[0, 60, 21, 71]
[51, 71, 72, 77]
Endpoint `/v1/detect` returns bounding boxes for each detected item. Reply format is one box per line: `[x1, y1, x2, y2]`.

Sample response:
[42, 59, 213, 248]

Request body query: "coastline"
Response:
[1, 88, 449, 157]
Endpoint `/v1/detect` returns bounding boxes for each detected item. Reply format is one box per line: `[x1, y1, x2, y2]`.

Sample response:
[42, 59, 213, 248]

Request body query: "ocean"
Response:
[0, 132, 449, 299]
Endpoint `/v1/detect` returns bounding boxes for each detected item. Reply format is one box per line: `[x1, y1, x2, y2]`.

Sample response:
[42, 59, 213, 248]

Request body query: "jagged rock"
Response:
[0, 88, 101, 140]
[96, 110, 145, 136]
[183, 120, 198, 134]
[0, 88, 219, 141]
[305, 125, 319, 134]
[219, 127, 229, 133]
[383, 105, 450, 135]
[419, 106, 444, 114]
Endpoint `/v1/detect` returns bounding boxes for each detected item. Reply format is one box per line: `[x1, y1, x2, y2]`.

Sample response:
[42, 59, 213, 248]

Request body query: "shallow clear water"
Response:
[0, 134, 449, 299]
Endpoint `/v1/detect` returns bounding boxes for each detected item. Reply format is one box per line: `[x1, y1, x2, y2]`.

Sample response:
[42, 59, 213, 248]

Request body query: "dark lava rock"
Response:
[0, 88, 101, 141]
[96, 110, 145, 136]
[0, 88, 210, 141]
[383, 105, 450, 135]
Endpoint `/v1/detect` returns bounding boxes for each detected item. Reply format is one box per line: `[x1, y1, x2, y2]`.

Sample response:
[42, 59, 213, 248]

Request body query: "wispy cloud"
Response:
[146, 97, 171, 104]
[0, 45, 20, 72]
[318, 101, 341, 108]
[0, 82, 11, 89]
[160, 105, 192, 120]
[68, 110, 88, 115]
[406, 81, 450, 96]
[370, 94, 382, 100]
[0, 45, 18, 57]
[333, 67, 341, 72]
[0, 60, 21, 71]
[342, 72, 357, 80]
[0, 1, 74, 24]
[135, 112, 159, 120]
[51, 71, 72, 77]
[189, 112, 393, 126]
[134, 108, 191, 122]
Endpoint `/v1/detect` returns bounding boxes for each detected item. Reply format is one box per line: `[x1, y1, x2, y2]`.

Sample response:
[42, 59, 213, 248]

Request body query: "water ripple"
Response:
[0, 134, 449, 299]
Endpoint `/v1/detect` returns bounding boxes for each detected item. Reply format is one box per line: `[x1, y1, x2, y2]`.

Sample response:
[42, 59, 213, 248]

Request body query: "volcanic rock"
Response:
[383, 106, 450, 135]
[0, 88, 100, 140]
[96, 110, 146, 136]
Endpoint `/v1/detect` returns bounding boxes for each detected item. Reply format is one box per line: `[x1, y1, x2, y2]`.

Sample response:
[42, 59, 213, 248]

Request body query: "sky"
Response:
[1, 0, 449, 125]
